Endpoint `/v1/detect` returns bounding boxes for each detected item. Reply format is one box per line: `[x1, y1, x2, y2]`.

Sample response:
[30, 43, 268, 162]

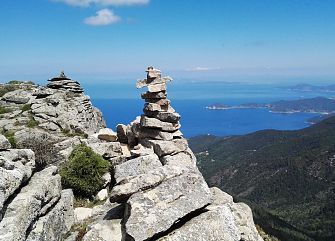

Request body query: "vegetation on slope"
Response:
[60, 144, 110, 198]
[189, 116, 335, 241]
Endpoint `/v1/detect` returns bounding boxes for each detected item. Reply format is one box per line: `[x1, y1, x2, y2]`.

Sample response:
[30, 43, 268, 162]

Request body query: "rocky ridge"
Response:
[0, 73, 106, 165]
[76, 67, 263, 241]
[0, 136, 75, 241]
[0, 68, 263, 241]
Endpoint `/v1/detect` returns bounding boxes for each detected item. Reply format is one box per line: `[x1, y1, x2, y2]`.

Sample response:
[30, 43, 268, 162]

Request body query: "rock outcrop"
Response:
[0, 135, 74, 241]
[0, 73, 106, 166]
[77, 67, 262, 241]
[0, 68, 263, 241]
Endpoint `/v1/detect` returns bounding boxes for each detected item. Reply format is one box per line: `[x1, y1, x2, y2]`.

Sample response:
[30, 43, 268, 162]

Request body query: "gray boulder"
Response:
[141, 91, 167, 99]
[110, 165, 188, 203]
[26, 189, 75, 241]
[98, 128, 118, 142]
[0, 134, 11, 149]
[124, 171, 213, 241]
[231, 203, 263, 241]
[1, 89, 34, 104]
[87, 142, 122, 159]
[143, 110, 180, 123]
[157, 205, 241, 241]
[143, 103, 174, 112]
[113, 154, 162, 184]
[141, 139, 188, 157]
[116, 124, 128, 144]
[0, 149, 35, 214]
[140, 116, 180, 131]
[147, 83, 167, 93]
[160, 150, 197, 168]
[82, 203, 124, 241]
[0, 166, 61, 241]
[210, 187, 263, 241]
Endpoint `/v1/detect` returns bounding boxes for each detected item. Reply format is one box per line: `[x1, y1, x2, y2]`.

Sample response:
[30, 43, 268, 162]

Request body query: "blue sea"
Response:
[88, 81, 334, 138]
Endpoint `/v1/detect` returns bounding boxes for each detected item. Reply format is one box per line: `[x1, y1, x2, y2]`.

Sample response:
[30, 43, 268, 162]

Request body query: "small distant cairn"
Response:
[47, 71, 84, 93]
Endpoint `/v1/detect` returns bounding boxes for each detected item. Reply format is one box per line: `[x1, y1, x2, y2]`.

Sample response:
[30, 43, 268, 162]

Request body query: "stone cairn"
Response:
[87, 67, 263, 241]
[117, 66, 183, 150]
[47, 71, 84, 93]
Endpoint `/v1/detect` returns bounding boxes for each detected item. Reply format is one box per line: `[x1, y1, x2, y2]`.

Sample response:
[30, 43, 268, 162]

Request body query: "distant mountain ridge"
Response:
[207, 96, 335, 114]
[287, 84, 335, 92]
[189, 116, 335, 241]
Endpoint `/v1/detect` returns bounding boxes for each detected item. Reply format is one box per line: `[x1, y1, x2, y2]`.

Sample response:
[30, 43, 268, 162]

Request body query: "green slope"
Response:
[189, 116, 335, 241]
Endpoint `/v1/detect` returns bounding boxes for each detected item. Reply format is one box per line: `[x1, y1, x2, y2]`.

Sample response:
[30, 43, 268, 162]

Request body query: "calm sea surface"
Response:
[89, 82, 334, 138]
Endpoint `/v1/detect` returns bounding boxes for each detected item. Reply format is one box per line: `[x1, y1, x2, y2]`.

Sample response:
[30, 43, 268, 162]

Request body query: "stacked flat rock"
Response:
[135, 66, 182, 140]
[47, 71, 84, 93]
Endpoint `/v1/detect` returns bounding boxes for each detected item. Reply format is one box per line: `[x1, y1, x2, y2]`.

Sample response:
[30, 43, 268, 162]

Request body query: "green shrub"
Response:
[26, 116, 39, 128]
[60, 144, 110, 198]
[4, 131, 16, 148]
[0, 105, 12, 114]
[20, 104, 31, 112]
[7, 80, 35, 85]
[0, 85, 17, 97]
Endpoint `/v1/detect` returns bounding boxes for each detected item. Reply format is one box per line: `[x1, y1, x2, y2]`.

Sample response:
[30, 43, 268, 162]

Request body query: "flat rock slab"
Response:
[157, 206, 241, 241]
[143, 103, 175, 113]
[125, 171, 213, 241]
[140, 116, 180, 132]
[144, 110, 180, 123]
[26, 189, 75, 241]
[0, 149, 35, 212]
[141, 91, 167, 100]
[136, 77, 171, 89]
[114, 154, 162, 184]
[87, 142, 122, 159]
[147, 83, 167, 93]
[98, 128, 118, 142]
[0, 166, 61, 241]
[132, 123, 182, 141]
[144, 98, 170, 106]
[141, 139, 188, 157]
[160, 150, 197, 168]
[110, 165, 187, 203]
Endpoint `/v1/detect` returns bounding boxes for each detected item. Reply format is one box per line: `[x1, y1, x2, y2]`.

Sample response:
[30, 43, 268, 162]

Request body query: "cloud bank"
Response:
[84, 9, 120, 25]
[53, 0, 149, 7]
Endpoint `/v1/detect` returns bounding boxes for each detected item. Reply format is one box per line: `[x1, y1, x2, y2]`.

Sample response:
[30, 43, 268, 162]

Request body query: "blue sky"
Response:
[0, 0, 334, 83]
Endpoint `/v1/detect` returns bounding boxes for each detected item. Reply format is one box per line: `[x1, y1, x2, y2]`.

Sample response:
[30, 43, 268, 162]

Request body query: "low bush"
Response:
[18, 134, 59, 170]
[3, 131, 16, 148]
[60, 144, 110, 198]
[26, 116, 39, 128]
[0, 85, 17, 97]
[20, 104, 31, 112]
[7, 80, 35, 85]
[0, 105, 12, 114]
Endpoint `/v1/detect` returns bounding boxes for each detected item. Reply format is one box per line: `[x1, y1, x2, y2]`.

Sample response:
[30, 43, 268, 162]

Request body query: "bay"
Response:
[89, 81, 334, 138]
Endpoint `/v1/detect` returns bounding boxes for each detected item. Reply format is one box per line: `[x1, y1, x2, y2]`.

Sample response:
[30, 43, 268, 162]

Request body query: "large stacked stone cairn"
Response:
[47, 71, 84, 93]
[107, 67, 263, 241]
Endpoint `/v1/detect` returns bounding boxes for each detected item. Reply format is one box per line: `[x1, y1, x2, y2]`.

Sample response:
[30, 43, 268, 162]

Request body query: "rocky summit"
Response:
[0, 68, 263, 241]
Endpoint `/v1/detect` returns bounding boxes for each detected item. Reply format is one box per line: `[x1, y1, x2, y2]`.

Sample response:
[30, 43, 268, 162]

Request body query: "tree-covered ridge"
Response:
[189, 116, 335, 241]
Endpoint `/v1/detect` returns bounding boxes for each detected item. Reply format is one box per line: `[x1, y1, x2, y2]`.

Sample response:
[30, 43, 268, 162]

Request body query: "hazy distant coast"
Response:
[206, 96, 335, 115]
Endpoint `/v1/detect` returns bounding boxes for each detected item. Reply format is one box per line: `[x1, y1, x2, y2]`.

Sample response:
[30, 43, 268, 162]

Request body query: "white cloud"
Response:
[52, 0, 149, 7]
[84, 9, 121, 26]
[186, 67, 222, 72]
